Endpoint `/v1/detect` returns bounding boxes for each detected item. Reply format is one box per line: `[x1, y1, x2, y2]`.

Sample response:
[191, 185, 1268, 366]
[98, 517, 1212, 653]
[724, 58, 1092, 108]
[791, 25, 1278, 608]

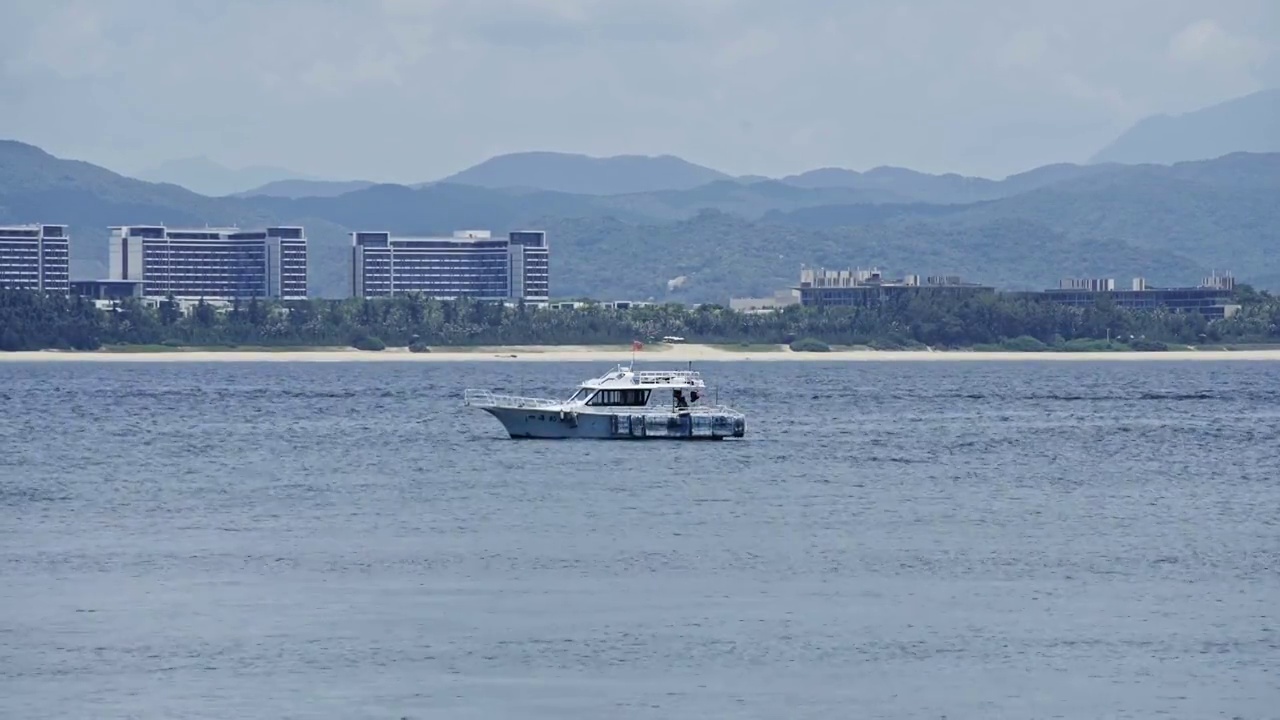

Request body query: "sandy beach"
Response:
[3, 344, 1280, 362]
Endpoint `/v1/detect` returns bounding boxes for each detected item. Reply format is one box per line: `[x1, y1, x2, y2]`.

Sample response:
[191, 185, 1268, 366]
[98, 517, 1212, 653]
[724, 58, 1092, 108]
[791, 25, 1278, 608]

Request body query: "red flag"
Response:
[632, 340, 644, 351]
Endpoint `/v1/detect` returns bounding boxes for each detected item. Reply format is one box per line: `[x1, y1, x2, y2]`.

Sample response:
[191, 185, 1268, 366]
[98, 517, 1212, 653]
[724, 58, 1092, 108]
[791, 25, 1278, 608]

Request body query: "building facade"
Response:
[107, 225, 307, 300]
[728, 290, 801, 313]
[351, 229, 549, 303]
[794, 266, 993, 307]
[0, 224, 70, 294]
[507, 231, 550, 302]
[1042, 272, 1239, 318]
[70, 279, 144, 301]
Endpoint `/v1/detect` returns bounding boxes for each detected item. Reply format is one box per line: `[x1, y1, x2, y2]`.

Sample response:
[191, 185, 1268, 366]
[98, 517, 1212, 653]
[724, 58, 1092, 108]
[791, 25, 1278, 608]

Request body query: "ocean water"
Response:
[1, 359, 1277, 719]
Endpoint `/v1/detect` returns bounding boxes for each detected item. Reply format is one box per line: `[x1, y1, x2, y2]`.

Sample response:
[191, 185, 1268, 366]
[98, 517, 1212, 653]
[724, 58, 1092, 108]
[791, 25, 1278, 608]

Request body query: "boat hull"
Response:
[479, 407, 745, 440]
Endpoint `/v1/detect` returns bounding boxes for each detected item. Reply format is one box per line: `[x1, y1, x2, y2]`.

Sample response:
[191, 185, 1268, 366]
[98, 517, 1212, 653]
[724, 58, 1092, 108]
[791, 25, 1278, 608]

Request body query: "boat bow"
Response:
[463, 389, 560, 410]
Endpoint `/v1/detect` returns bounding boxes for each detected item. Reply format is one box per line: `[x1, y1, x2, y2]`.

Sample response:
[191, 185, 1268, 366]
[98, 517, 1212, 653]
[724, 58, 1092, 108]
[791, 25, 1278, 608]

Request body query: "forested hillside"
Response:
[3, 288, 1277, 353]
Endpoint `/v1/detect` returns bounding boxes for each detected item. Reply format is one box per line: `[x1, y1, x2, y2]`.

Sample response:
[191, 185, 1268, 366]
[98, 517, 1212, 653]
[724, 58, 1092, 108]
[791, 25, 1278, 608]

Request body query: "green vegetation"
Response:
[708, 343, 785, 352]
[3, 288, 1278, 353]
[352, 335, 386, 352]
[788, 338, 830, 352]
[998, 335, 1048, 352]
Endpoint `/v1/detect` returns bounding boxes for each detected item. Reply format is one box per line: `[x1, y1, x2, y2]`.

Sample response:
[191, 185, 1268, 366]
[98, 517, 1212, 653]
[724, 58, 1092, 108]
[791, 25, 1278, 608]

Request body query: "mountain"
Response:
[2, 139, 1278, 301]
[781, 166, 1000, 203]
[1090, 88, 1280, 165]
[438, 151, 731, 195]
[235, 179, 377, 199]
[536, 210, 1213, 302]
[765, 153, 1280, 281]
[778, 163, 1129, 203]
[135, 156, 317, 197]
[0, 140, 279, 283]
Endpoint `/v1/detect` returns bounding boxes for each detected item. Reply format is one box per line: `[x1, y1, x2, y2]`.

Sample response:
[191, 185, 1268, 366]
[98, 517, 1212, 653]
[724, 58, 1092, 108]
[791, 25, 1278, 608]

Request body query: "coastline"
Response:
[3, 344, 1280, 362]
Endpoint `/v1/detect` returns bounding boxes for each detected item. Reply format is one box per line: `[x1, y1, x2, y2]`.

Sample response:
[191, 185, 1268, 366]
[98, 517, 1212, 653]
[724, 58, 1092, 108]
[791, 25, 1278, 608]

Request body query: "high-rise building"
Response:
[506, 230, 550, 302]
[351, 229, 549, 303]
[0, 224, 70, 294]
[107, 225, 307, 300]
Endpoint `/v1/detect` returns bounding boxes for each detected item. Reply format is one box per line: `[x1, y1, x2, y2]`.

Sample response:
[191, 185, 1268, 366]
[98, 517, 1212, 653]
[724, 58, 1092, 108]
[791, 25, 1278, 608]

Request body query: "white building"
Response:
[0, 224, 70, 294]
[351, 229, 549, 303]
[108, 225, 307, 300]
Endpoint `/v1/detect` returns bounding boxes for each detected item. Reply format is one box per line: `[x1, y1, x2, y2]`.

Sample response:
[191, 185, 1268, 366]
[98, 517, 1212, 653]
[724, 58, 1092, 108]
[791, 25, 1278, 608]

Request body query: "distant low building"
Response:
[1058, 277, 1116, 292]
[729, 290, 801, 313]
[0, 224, 70, 294]
[794, 266, 993, 307]
[601, 300, 654, 310]
[71, 279, 144, 301]
[1041, 272, 1240, 318]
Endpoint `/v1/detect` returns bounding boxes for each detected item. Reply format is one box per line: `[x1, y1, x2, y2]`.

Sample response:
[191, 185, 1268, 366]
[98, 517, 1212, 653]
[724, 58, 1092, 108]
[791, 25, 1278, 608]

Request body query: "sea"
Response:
[1, 359, 1277, 719]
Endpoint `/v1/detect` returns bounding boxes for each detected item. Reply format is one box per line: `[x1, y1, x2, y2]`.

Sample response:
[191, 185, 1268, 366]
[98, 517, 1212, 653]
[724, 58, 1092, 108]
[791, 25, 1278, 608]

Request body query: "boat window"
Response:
[568, 388, 590, 402]
[586, 389, 651, 406]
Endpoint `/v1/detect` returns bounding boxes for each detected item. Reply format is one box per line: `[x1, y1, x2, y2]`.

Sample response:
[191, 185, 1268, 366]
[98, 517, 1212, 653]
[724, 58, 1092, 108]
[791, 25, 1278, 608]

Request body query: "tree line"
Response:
[1, 288, 1278, 352]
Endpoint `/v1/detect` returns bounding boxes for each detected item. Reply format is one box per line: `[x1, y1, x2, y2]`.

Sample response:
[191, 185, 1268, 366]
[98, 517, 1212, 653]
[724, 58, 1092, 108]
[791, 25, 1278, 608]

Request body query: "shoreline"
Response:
[3, 344, 1280, 362]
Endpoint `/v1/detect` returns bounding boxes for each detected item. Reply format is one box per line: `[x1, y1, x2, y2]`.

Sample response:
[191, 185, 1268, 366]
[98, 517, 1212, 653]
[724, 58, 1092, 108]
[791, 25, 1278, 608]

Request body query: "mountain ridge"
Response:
[114, 89, 1280, 198]
[135, 156, 318, 197]
[1090, 88, 1280, 165]
[437, 151, 733, 195]
[2, 139, 1277, 300]
[234, 179, 378, 199]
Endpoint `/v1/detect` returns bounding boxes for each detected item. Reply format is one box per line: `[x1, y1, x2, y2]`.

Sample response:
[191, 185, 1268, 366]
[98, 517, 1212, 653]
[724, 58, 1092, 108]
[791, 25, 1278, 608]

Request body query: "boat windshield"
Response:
[587, 389, 651, 407]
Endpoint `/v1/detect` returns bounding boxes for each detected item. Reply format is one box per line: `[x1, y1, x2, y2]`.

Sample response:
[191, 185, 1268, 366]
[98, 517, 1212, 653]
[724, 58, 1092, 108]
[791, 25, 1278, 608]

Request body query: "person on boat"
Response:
[674, 390, 690, 415]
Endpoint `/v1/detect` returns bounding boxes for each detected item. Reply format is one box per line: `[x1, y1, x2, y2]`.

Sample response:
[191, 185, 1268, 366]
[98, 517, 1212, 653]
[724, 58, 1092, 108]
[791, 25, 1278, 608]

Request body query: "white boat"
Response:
[464, 363, 746, 440]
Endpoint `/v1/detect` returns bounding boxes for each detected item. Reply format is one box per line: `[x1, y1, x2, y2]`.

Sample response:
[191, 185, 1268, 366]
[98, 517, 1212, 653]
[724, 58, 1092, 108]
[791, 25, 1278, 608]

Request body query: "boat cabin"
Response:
[566, 365, 708, 412]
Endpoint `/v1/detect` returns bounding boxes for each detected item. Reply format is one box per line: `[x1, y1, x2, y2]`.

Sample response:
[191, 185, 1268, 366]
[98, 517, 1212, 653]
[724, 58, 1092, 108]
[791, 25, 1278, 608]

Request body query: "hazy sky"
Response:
[1, 0, 1276, 182]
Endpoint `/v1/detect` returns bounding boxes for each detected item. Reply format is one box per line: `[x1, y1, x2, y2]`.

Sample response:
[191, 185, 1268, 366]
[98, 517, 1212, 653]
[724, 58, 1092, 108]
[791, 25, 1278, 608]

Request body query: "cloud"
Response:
[0, 1, 114, 80]
[1168, 18, 1269, 68]
[995, 29, 1052, 70]
[1, 0, 1277, 181]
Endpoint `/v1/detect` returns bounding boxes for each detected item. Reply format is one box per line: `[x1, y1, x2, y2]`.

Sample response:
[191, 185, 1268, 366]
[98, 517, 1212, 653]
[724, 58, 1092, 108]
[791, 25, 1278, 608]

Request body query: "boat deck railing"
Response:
[464, 389, 744, 419]
[586, 403, 745, 419]
[464, 389, 560, 409]
[591, 367, 704, 386]
[627, 368, 701, 386]
[630, 370, 702, 384]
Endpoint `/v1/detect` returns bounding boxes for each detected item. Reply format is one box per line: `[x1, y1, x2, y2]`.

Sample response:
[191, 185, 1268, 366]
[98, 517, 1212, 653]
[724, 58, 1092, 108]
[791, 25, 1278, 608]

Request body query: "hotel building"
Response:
[795, 266, 993, 307]
[351, 229, 549, 302]
[107, 225, 307, 300]
[1040, 272, 1240, 318]
[0, 224, 70, 293]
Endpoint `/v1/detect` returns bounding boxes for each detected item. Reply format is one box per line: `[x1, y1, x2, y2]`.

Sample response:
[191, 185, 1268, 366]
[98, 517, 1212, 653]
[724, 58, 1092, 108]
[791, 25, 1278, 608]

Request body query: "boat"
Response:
[463, 363, 746, 440]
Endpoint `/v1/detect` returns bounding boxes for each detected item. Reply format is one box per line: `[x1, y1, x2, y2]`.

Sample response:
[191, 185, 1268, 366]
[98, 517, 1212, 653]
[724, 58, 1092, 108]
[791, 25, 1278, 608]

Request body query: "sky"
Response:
[1, 0, 1277, 184]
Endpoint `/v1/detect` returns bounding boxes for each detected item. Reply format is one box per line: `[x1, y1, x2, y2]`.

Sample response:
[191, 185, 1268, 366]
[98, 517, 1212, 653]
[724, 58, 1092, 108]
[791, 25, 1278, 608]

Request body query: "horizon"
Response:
[2, 0, 1277, 189]
[19, 90, 1280, 193]
[123, 88, 1280, 189]
[6, 136, 1278, 197]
